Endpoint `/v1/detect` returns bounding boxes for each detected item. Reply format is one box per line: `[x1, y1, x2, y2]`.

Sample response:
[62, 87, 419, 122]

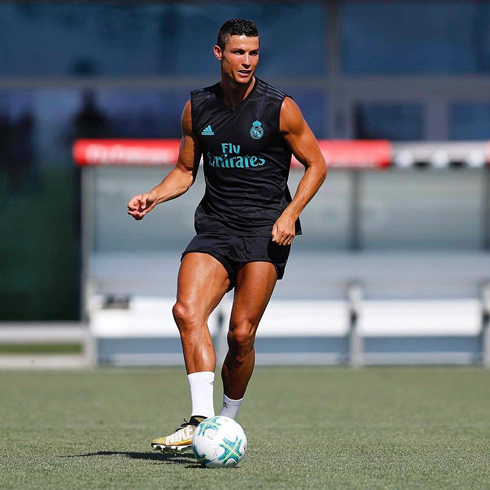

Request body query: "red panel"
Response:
[73, 139, 181, 166]
[291, 140, 392, 169]
[73, 139, 392, 169]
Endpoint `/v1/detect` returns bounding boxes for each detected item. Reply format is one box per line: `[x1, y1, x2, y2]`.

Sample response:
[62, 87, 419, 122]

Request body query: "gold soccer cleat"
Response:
[151, 419, 200, 452]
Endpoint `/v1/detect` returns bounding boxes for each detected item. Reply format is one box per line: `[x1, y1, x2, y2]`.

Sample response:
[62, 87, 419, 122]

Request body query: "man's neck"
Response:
[219, 76, 256, 109]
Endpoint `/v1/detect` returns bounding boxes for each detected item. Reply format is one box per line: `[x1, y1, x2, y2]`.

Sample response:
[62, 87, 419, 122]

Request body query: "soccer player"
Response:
[127, 18, 327, 452]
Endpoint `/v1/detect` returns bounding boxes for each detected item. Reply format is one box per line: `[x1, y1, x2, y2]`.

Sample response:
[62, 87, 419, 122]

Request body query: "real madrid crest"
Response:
[250, 120, 263, 140]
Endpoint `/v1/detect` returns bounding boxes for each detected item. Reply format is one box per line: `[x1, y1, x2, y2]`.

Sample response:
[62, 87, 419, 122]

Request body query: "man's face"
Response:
[214, 34, 259, 85]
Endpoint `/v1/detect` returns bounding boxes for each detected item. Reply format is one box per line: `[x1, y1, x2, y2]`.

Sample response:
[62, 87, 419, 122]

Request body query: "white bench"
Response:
[0, 323, 94, 369]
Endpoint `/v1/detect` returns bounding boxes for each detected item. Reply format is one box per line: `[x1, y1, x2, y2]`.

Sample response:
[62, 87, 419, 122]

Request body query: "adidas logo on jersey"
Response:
[201, 125, 214, 136]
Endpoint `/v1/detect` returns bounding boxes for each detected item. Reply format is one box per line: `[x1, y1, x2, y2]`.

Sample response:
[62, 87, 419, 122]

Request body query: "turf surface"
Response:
[0, 344, 82, 354]
[1, 367, 489, 489]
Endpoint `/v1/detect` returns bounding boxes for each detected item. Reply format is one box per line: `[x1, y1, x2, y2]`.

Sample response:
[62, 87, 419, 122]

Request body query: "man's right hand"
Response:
[127, 192, 158, 220]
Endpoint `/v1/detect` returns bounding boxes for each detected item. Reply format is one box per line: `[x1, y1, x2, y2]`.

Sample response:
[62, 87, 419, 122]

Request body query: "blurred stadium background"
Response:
[1, 1, 490, 369]
[3, 3, 490, 488]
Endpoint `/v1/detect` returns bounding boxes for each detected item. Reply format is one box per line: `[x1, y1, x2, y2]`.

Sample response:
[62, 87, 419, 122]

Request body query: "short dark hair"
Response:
[217, 18, 259, 50]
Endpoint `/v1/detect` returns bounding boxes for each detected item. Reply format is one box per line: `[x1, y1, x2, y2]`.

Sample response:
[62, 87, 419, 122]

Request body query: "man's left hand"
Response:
[271, 213, 296, 246]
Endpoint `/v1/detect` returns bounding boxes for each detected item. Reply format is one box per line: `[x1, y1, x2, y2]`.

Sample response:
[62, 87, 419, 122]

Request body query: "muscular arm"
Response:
[127, 100, 202, 220]
[272, 97, 327, 245]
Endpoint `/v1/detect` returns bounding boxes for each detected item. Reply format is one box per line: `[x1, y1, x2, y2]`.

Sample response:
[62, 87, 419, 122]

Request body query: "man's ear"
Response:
[213, 45, 223, 61]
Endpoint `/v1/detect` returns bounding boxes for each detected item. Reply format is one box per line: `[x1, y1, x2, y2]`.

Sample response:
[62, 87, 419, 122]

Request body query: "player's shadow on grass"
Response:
[61, 451, 197, 466]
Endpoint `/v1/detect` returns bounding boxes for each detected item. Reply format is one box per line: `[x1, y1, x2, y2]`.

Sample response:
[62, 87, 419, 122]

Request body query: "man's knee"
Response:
[228, 319, 257, 354]
[172, 301, 201, 333]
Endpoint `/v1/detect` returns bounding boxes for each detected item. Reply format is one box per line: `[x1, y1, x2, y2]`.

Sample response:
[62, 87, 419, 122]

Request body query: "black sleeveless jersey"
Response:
[191, 77, 301, 237]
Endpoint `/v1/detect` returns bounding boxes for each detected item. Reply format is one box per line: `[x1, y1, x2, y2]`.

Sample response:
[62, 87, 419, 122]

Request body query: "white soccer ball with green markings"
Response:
[192, 416, 247, 468]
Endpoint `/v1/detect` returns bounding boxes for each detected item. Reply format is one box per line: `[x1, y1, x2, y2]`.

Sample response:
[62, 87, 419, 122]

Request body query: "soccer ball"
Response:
[192, 416, 247, 468]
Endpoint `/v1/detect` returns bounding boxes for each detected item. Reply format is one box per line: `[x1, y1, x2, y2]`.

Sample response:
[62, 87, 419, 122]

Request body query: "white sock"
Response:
[188, 371, 215, 419]
[219, 394, 243, 420]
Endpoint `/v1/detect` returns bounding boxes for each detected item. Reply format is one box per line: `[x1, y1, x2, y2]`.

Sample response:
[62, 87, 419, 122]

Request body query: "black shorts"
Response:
[182, 234, 291, 291]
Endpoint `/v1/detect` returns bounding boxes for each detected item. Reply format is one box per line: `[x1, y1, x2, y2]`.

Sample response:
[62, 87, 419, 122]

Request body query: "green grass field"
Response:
[1, 367, 489, 489]
[0, 344, 82, 354]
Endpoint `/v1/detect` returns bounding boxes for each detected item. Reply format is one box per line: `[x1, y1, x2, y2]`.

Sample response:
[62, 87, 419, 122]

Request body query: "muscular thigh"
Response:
[177, 252, 230, 319]
[230, 262, 278, 331]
